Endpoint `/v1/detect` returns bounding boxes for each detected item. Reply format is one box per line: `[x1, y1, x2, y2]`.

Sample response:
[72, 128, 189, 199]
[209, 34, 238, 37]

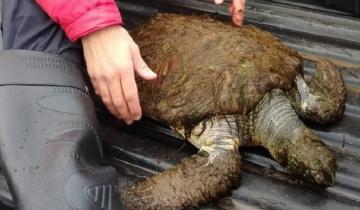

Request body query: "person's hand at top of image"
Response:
[214, 0, 246, 26]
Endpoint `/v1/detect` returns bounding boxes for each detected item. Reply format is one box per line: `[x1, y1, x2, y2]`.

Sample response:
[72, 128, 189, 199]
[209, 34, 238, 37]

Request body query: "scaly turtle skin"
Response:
[120, 14, 346, 209]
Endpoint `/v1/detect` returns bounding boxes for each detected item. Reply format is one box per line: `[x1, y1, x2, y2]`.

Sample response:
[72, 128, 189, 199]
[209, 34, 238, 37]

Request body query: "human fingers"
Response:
[131, 44, 157, 80]
[97, 77, 120, 118]
[118, 61, 142, 121]
[108, 76, 134, 124]
[231, 0, 245, 26]
[214, 0, 224, 4]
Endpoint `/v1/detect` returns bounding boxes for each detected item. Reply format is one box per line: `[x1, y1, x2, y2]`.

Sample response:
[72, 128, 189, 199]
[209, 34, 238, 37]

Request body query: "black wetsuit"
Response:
[0, 0, 122, 209]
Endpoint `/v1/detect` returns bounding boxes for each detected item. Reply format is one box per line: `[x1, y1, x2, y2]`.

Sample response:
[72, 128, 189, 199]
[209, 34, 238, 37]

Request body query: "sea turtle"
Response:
[120, 13, 346, 209]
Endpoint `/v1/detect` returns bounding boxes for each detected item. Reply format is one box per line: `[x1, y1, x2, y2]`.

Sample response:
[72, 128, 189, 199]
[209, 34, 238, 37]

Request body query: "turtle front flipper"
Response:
[120, 116, 242, 210]
[253, 89, 336, 186]
[291, 59, 346, 124]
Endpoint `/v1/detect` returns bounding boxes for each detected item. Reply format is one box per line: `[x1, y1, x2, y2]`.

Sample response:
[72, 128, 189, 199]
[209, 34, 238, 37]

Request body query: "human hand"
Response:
[214, 0, 246, 26]
[82, 25, 157, 124]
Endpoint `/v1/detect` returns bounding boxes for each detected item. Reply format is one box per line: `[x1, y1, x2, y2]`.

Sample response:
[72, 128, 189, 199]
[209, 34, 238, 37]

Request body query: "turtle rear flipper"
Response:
[292, 59, 346, 124]
[120, 116, 242, 209]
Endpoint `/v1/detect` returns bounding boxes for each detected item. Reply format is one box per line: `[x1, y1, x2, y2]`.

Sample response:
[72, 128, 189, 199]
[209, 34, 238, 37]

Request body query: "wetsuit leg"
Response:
[0, 1, 122, 210]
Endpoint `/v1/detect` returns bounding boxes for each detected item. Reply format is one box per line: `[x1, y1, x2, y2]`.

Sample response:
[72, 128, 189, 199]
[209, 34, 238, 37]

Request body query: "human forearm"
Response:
[35, 0, 123, 42]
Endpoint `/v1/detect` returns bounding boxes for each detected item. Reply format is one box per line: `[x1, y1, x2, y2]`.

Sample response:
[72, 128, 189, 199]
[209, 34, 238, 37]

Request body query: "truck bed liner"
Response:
[0, 0, 359, 209]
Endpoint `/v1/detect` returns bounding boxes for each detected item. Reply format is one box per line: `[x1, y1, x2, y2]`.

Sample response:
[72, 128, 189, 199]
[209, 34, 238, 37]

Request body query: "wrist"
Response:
[81, 25, 126, 47]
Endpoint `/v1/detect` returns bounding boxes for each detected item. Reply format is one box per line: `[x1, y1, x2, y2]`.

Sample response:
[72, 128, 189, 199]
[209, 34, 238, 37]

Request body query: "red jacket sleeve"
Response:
[35, 0, 123, 42]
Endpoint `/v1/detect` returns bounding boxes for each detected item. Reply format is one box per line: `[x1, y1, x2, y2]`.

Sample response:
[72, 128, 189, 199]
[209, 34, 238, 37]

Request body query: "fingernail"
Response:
[144, 68, 157, 78]
[125, 120, 133, 125]
[135, 115, 142, 121]
[141, 63, 153, 72]
[148, 70, 157, 77]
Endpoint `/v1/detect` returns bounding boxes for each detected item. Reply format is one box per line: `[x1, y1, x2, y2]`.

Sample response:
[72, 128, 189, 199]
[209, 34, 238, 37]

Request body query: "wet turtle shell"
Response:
[134, 13, 303, 129]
